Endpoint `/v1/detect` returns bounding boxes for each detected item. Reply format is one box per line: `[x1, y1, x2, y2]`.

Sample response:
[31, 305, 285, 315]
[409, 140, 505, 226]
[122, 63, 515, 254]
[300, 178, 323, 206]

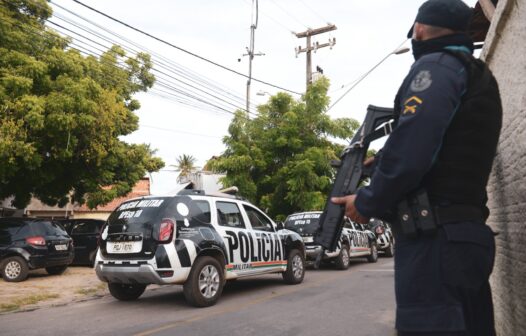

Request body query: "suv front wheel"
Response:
[335, 244, 350, 270]
[1, 256, 29, 282]
[282, 249, 305, 284]
[367, 242, 379, 263]
[108, 283, 146, 301]
[183, 256, 224, 307]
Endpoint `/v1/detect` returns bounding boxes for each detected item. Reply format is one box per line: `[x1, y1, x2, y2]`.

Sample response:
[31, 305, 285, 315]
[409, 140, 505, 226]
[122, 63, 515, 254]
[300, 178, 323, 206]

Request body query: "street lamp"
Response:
[256, 90, 271, 96]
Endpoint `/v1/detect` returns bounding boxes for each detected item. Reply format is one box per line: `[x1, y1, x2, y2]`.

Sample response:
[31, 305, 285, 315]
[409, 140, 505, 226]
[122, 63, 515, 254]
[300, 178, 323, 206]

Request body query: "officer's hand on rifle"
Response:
[331, 195, 370, 224]
[363, 156, 375, 167]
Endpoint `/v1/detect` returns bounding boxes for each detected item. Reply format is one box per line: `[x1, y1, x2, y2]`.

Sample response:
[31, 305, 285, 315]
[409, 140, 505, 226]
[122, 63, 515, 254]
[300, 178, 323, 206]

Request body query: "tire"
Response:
[335, 245, 350, 270]
[183, 256, 224, 307]
[282, 249, 305, 284]
[89, 250, 97, 267]
[46, 265, 68, 275]
[1, 256, 29, 282]
[367, 242, 379, 263]
[108, 283, 146, 301]
[383, 241, 394, 258]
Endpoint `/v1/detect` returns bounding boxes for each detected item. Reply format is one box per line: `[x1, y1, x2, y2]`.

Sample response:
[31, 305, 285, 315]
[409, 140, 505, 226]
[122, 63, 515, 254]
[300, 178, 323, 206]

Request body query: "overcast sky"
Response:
[49, 0, 477, 193]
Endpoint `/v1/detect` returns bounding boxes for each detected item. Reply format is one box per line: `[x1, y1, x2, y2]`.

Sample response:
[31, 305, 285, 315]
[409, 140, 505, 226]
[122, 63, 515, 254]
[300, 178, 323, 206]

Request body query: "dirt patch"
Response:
[0, 266, 108, 314]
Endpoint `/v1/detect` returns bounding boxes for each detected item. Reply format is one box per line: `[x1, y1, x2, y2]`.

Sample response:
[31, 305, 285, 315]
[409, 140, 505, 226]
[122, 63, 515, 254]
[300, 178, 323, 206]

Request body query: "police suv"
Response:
[284, 211, 378, 270]
[95, 191, 306, 307]
[369, 218, 394, 257]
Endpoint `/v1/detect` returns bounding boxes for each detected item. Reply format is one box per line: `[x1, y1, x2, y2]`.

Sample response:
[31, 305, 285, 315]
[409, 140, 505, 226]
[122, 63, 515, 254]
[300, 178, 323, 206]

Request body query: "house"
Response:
[0, 177, 151, 220]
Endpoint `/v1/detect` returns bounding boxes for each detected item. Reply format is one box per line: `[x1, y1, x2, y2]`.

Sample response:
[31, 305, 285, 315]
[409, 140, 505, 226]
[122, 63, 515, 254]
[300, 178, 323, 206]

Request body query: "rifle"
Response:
[314, 105, 395, 251]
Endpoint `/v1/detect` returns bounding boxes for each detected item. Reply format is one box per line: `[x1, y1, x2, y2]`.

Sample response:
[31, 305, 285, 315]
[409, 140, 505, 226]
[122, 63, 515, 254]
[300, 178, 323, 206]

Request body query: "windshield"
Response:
[284, 212, 321, 235]
[107, 196, 212, 234]
[29, 221, 68, 236]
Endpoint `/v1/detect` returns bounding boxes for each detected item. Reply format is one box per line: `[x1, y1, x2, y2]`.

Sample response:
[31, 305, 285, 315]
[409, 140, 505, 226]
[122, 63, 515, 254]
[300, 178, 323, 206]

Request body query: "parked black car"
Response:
[57, 219, 105, 266]
[0, 218, 74, 282]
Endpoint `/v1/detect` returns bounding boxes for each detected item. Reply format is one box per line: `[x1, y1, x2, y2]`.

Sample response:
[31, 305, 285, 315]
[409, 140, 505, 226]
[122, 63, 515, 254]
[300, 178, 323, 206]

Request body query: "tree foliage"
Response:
[208, 78, 360, 220]
[173, 154, 197, 183]
[0, 0, 164, 209]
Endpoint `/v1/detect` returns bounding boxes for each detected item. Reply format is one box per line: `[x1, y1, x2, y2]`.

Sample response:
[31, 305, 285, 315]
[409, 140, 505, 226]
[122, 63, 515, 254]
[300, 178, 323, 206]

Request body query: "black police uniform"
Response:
[353, 34, 502, 335]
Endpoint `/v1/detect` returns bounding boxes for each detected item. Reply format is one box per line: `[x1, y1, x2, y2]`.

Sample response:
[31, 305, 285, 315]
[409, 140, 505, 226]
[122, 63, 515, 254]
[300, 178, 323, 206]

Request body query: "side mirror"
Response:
[276, 222, 284, 231]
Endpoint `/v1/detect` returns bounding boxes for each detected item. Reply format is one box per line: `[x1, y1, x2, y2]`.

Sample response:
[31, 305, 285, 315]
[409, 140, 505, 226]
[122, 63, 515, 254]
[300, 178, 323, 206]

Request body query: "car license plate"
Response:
[107, 241, 142, 254]
[302, 237, 314, 243]
[55, 244, 67, 251]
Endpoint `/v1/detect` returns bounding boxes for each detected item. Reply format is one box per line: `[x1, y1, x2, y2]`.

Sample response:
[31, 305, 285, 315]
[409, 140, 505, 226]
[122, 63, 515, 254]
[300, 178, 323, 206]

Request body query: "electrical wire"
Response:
[327, 39, 409, 112]
[269, 0, 310, 29]
[296, 0, 330, 25]
[48, 2, 257, 110]
[46, 10, 259, 114]
[67, 0, 302, 95]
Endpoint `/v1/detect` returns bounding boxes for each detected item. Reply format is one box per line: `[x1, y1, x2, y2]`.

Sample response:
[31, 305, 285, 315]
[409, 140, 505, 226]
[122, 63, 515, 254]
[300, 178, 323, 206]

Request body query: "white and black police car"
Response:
[368, 218, 394, 257]
[95, 191, 306, 307]
[284, 211, 378, 270]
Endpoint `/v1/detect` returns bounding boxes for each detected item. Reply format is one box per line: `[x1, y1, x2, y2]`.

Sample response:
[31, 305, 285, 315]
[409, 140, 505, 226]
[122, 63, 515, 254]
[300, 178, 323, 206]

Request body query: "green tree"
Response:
[173, 154, 197, 183]
[0, 0, 164, 209]
[209, 78, 360, 220]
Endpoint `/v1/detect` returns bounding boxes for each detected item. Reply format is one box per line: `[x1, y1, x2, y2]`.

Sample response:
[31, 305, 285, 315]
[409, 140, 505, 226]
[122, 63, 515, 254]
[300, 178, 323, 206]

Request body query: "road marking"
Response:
[134, 272, 346, 336]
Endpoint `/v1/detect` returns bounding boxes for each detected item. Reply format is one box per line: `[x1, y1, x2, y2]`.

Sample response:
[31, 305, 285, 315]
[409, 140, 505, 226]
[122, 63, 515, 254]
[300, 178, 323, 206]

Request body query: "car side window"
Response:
[72, 221, 98, 234]
[216, 202, 246, 229]
[243, 205, 274, 232]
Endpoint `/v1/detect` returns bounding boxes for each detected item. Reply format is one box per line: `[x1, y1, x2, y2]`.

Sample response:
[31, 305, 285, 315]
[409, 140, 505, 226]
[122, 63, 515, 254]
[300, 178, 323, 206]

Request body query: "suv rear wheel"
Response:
[46, 265, 68, 275]
[183, 256, 224, 307]
[282, 249, 305, 284]
[108, 283, 146, 301]
[1, 256, 29, 282]
[367, 242, 379, 263]
[335, 244, 350, 270]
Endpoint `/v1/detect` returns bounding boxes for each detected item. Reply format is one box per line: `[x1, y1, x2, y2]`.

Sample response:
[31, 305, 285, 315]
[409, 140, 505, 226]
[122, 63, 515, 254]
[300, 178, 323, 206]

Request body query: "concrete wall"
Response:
[481, 1, 526, 334]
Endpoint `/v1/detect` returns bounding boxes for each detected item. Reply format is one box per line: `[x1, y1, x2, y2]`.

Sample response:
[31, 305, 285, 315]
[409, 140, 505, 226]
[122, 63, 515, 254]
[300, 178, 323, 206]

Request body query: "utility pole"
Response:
[295, 24, 337, 89]
[243, 0, 265, 115]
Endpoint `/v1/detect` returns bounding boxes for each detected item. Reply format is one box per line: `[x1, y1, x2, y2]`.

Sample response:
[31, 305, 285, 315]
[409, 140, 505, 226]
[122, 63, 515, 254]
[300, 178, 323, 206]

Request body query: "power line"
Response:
[8, 18, 248, 120]
[48, 2, 257, 110]
[46, 9, 259, 115]
[269, 0, 310, 29]
[68, 0, 302, 95]
[45, 14, 259, 116]
[327, 39, 409, 112]
[296, 0, 330, 25]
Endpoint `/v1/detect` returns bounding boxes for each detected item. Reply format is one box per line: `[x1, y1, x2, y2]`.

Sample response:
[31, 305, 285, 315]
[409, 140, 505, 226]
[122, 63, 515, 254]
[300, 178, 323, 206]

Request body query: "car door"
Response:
[215, 201, 253, 276]
[353, 222, 371, 255]
[242, 204, 286, 273]
[70, 220, 100, 264]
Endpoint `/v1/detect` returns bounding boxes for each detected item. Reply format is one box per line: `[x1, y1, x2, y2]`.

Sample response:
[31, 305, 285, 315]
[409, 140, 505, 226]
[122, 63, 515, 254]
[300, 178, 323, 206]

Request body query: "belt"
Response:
[433, 205, 486, 225]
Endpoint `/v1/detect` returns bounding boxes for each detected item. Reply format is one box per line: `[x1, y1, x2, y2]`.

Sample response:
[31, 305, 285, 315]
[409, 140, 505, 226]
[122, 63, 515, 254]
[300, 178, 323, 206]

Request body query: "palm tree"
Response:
[173, 154, 197, 183]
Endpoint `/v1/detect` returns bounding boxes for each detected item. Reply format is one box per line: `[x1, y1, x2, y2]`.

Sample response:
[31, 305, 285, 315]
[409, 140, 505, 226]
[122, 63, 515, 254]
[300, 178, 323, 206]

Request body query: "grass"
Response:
[75, 283, 106, 296]
[0, 293, 60, 313]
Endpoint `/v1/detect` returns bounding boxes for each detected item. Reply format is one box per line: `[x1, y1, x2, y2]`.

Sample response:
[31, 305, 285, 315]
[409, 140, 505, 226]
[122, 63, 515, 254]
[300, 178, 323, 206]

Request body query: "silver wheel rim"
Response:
[292, 255, 304, 279]
[5, 261, 21, 279]
[373, 245, 378, 258]
[342, 248, 350, 265]
[198, 265, 220, 299]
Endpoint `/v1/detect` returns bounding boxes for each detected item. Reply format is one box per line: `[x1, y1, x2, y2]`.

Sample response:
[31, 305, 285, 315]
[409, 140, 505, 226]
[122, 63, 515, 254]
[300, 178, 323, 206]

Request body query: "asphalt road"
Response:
[0, 258, 396, 336]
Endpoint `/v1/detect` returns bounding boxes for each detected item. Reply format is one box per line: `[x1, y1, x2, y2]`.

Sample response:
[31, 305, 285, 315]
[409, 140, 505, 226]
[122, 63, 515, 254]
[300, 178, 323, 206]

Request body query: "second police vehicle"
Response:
[284, 211, 378, 270]
[95, 191, 306, 307]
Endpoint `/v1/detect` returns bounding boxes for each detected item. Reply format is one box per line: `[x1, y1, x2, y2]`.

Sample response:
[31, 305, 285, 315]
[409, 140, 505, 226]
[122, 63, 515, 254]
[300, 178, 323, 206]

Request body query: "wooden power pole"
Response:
[295, 24, 337, 89]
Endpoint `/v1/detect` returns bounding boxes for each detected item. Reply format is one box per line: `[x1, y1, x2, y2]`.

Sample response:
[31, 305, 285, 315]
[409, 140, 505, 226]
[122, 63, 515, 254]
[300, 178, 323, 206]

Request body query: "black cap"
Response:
[407, 0, 473, 38]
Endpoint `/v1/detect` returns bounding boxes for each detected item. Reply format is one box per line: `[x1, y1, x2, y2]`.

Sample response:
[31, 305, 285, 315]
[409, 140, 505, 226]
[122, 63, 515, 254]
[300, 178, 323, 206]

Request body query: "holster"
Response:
[397, 189, 437, 238]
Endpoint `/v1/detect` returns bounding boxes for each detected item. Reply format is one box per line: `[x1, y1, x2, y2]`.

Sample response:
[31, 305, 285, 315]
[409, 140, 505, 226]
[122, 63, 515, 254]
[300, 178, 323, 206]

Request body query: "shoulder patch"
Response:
[410, 70, 432, 92]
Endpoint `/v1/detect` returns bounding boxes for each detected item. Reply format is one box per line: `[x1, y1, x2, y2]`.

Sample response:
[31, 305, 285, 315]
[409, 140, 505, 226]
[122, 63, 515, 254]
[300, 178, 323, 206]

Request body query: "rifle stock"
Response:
[314, 105, 395, 251]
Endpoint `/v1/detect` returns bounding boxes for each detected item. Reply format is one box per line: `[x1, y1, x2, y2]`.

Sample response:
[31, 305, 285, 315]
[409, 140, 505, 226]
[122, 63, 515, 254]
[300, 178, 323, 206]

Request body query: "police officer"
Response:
[332, 0, 502, 335]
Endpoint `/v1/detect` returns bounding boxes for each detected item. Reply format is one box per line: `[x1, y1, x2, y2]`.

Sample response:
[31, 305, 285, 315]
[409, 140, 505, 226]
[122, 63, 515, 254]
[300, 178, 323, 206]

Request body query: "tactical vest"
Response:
[395, 51, 502, 208]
